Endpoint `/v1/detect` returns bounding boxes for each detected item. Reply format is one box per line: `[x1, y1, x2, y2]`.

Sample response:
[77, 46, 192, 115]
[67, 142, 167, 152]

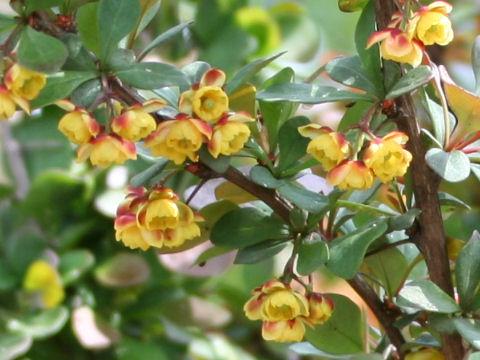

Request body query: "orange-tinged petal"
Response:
[139, 98, 166, 113]
[5, 63, 46, 100]
[426, 0, 453, 14]
[178, 89, 194, 115]
[327, 160, 374, 190]
[366, 28, 392, 49]
[262, 319, 306, 342]
[0, 87, 17, 120]
[55, 99, 76, 112]
[200, 68, 226, 87]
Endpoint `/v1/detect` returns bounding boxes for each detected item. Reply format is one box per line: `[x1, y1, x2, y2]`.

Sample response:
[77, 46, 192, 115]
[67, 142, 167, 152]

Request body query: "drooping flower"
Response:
[0, 85, 29, 119]
[262, 319, 306, 342]
[4, 63, 46, 100]
[208, 112, 253, 158]
[408, 1, 453, 46]
[77, 134, 137, 167]
[144, 114, 212, 164]
[363, 131, 412, 182]
[111, 99, 165, 142]
[304, 293, 335, 325]
[58, 108, 100, 144]
[179, 68, 229, 124]
[298, 124, 351, 171]
[327, 159, 374, 190]
[367, 28, 424, 67]
[23, 260, 65, 309]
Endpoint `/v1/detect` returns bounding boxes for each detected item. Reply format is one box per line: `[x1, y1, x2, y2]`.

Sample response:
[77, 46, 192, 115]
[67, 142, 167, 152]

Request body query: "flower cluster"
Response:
[299, 125, 412, 190]
[145, 68, 254, 164]
[0, 63, 46, 119]
[114, 186, 203, 251]
[367, 1, 453, 67]
[243, 280, 334, 342]
[57, 99, 165, 167]
[23, 260, 65, 309]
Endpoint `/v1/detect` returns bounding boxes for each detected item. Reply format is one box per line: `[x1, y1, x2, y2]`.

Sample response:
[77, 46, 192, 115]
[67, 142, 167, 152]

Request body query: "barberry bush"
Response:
[1, 0, 480, 359]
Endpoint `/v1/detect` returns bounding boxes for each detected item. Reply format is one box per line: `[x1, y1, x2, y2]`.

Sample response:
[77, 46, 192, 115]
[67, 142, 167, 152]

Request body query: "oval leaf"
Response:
[115, 62, 189, 90]
[456, 231, 480, 309]
[326, 55, 379, 95]
[234, 240, 288, 264]
[7, 307, 69, 339]
[59, 250, 95, 286]
[425, 149, 471, 182]
[297, 233, 329, 275]
[250, 166, 284, 189]
[278, 183, 329, 214]
[0, 333, 32, 360]
[386, 65, 433, 99]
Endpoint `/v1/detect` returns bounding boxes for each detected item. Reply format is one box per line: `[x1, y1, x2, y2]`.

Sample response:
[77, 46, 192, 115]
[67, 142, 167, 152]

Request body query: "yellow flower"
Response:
[262, 319, 306, 342]
[77, 134, 137, 167]
[405, 348, 445, 360]
[367, 28, 424, 67]
[0, 86, 17, 120]
[4, 63, 46, 100]
[179, 68, 229, 124]
[23, 260, 64, 309]
[327, 160, 374, 190]
[140, 188, 180, 231]
[111, 99, 165, 142]
[298, 124, 350, 171]
[409, 1, 453, 46]
[58, 109, 100, 144]
[244, 280, 309, 322]
[363, 131, 412, 183]
[208, 112, 253, 158]
[144, 114, 212, 164]
[305, 293, 334, 325]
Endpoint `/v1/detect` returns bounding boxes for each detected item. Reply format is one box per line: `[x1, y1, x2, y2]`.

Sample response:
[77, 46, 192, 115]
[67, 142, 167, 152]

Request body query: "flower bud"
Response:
[305, 293, 334, 325]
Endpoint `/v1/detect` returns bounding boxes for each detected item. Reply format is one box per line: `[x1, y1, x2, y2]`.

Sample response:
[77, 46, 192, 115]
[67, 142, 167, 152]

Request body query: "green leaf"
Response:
[250, 166, 284, 189]
[257, 83, 376, 104]
[327, 221, 388, 279]
[69, 78, 103, 108]
[423, 94, 455, 149]
[77, 2, 100, 55]
[389, 208, 421, 231]
[469, 352, 480, 360]
[456, 231, 480, 309]
[138, 21, 194, 60]
[365, 248, 408, 297]
[130, 159, 169, 187]
[338, 101, 373, 132]
[472, 35, 480, 95]
[115, 62, 189, 90]
[194, 246, 232, 266]
[98, 0, 140, 60]
[182, 61, 211, 85]
[355, 0, 384, 95]
[386, 66, 433, 99]
[277, 116, 310, 172]
[198, 147, 230, 174]
[326, 55, 380, 95]
[106, 48, 136, 71]
[5, 231, 45, 276]
[0, 333, 32, 360]
[425, 149, 471, 182]
[289, 342, 351, 358]
[234, 240, 288, 264]
[0, 14, 19, 33]
[7, 307, 69, 339]
[438, 191, 471, 210]
[0, 260, 18, 291]
[211, 208, 289, 248]
[18, 27, 68, 73]
[31, 71, 98, 108]
[454, 318, 480, 349]
[397, 279, 460, 313]
[25, 0, 63, 13]
[226, 52, 285, 94]
[306, 294, 363, 354]
[339, 0, 370, 12]
[279, 183, 329, 214]
[59, 250, 95, 286]
[116, 337, 169, 360]
[297, 233, 329, 276]
[61, 34, 98, 71]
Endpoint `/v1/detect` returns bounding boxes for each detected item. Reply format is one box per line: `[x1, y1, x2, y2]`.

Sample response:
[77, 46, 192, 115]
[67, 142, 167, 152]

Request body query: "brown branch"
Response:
[373, 1, 465, 358]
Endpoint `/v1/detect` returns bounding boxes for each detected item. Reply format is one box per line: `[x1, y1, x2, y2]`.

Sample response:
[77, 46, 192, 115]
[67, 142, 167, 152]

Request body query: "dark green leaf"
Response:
[61, 34, 97, 71]
[77, 2, 100, 55]
[423, 94, 455, 149]
[279, 183, 329, 214]
[69, 78, 102, 108]
[389, 208, 421, 231]
[438, 191, 471, 210]
[5, 231, 46, 275]
[116, 337, 169, 360]
[0, 14, 19, 33]
[115, 62, 189, 90]
[194, 246, 232, 266]
[472, 35, 480, 95]
[386, 66, 433, 99]
[0, 333, 32, 360]
[327, 221, 388, 279]
[355, 0, 384, 95]
[338, 101, 372, 132]
[454, 318, 480, 349]
[226, 52, 285, 94]
[106, 48, 136, 71]
[234, 240, 288, 264]
[31, 71, 98, 108]
[182, 61, 211, 85]
[139, 21, 194, 60]
[397, 279, 460, 313]
[297, 233, 329, 275]
[400, 334, 441, 351]
[257, 83, 376, 104]
[250, 166, 284, 189]
[326, 55, 380, 95]
[59, 250, 95, 285]
[426, 149, 471, 182]
[0, 260, 18, 291]
[198, 147, 230, 174]
[98, 0, 140, 60]
[211, 208, 289, 248]
[277, 116, 310, 172]
[25, 0, 63, 13]
[18, 27, 68, 73]
[7, 307, 69, 339]
[306, 294, 363, 354]
[456, 231, 480, 309]
[130, 159, 169, 187]
[365, 248, 408, 297]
